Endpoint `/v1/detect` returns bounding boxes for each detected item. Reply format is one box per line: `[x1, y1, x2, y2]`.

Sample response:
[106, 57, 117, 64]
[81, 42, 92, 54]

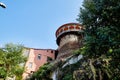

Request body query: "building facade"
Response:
[22, 23, 83, 79]
[22, 48, 56, 79]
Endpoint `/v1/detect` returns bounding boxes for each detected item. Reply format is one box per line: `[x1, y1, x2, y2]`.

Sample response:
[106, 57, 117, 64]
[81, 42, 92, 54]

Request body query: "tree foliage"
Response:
[0, 43, 27, 79]
[29, 63, 53, 80]
[77, 0, 120, 79]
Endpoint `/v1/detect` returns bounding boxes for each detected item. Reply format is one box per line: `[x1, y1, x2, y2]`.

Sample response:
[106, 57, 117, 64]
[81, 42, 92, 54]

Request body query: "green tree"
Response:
[0, 43, 26, 79]
[77, 0, 120, 79]
[29, 63, 53, 80]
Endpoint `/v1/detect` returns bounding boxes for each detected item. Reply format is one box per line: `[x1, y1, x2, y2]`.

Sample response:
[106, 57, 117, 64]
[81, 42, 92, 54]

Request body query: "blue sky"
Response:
[0, 0, 83, 49]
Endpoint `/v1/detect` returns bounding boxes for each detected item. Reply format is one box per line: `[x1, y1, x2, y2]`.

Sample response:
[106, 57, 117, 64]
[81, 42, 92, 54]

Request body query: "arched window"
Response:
[60, 29, 63, 33]
[75, 25, 80, 29]
[69, 25, 74, 29]
[64, 27, 68, 31]
[37, 54, 41, 60]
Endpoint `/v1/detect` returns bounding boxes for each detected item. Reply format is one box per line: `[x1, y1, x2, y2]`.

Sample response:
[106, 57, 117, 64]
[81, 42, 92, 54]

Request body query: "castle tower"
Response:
[56, 23, 84, 59]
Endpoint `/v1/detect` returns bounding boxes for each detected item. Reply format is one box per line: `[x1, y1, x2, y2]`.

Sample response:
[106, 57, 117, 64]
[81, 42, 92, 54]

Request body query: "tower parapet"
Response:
[56, 23, 84, 59]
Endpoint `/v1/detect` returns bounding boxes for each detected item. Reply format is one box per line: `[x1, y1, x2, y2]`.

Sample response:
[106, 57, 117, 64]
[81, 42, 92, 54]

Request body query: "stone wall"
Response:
[59, 34, 79, 47]
[57, 33, 83, 59]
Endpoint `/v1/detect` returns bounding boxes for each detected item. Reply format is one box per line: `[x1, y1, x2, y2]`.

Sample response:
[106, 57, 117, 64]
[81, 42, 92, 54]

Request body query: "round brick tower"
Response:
[56, 23, 84, 59]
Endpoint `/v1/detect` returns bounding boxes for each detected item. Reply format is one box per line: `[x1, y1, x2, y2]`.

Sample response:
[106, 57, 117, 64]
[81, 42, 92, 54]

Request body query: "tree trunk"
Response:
[89, 59, 96, 80]
[99, 69, 102, 80]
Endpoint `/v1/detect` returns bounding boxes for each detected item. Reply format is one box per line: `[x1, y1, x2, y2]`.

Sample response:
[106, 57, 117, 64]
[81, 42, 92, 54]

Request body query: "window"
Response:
[47, 57, 53, 62]
[37, 54, 41, 60]
[28, 62, 32, 68]
[51, 50, 53, 53]
[31, 71, 34, 74]
[69, 25, 74, 29]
